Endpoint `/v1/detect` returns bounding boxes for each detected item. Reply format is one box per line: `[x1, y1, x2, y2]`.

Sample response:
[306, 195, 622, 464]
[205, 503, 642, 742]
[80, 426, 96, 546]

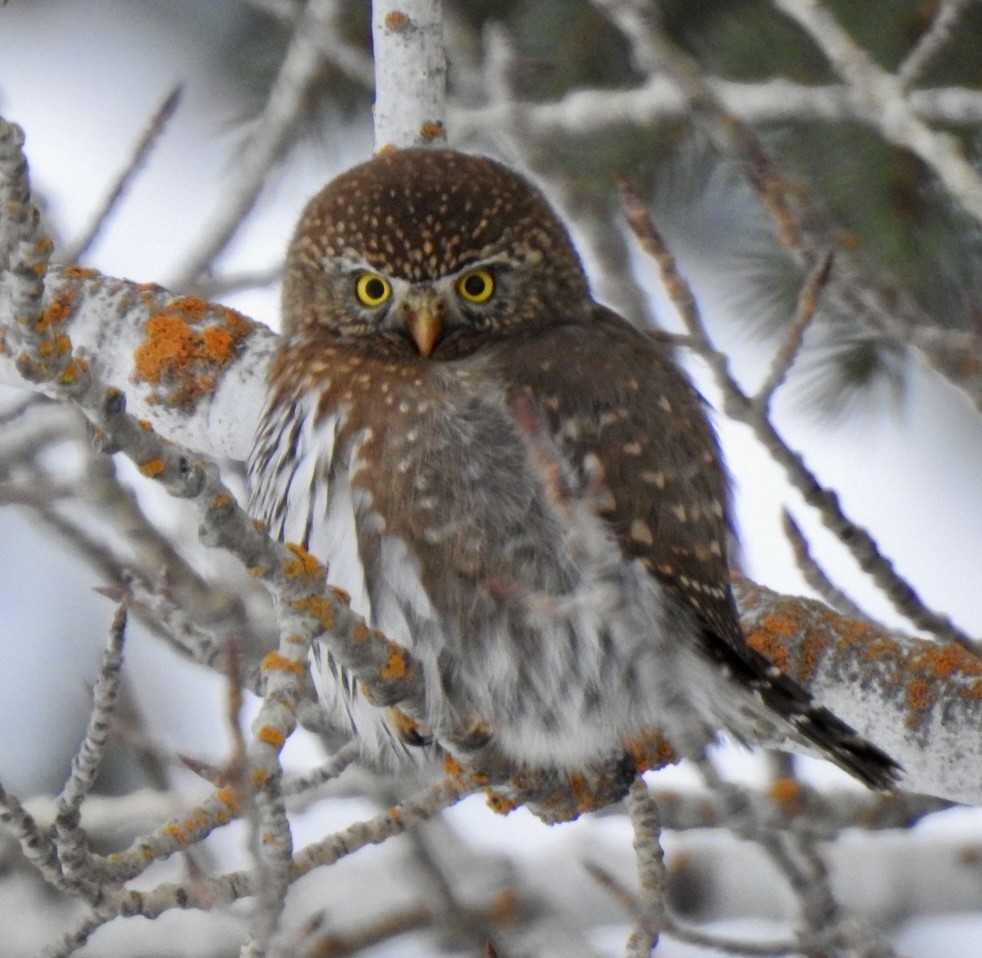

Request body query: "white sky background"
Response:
[1, 2, 981, 956]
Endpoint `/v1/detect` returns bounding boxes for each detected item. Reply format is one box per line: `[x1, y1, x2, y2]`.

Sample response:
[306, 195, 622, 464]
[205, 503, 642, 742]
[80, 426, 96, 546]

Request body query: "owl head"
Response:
[281, 149, 591, 359]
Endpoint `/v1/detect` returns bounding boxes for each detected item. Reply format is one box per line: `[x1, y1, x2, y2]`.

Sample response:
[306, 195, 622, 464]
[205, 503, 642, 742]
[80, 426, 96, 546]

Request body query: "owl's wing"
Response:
[496, 305, 899, 789]
[500, 305, 740, 647]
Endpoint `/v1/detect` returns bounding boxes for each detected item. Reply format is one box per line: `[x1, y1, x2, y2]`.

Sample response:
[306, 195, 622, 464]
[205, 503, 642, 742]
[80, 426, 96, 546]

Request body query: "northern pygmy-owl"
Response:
[249, 148, 898, 795]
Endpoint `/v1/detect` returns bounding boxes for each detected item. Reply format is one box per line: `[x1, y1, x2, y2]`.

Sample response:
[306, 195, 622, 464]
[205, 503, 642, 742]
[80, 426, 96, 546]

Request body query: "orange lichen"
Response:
[261, 650, 307, 676]
[199, 324, 236, 364]
[768, 777, 807, 815]
[134, 314, 194, 379]
[31, 237, 53, 273]
[380, 645, 410, 681]
[39, 287, 79, 330]
[912, 641, 982, 681]
[351, 622, 371, 643]
[420, 121, 446, 141]
[283, 542, 324, 580]
[215, 786, 241, 816]
[330, 585, 351, 605]
[291, 595, 335, 631]
[61, 265, 99, 280]
[132, 296, 254, 410]
[797, 628, 834, 685]
[746, 610, 799, 674]
[442, 753, 464, 778]
[257, 725, 287, 750]
[139, 458, 165, 478]
[165, 823, 185, 843]
[210, 492, 233, 510]
[485, 790, 518, 816]
[905, 679, 936, 716]
[252, 767, 270, 790]
[384, 10, 408, 27]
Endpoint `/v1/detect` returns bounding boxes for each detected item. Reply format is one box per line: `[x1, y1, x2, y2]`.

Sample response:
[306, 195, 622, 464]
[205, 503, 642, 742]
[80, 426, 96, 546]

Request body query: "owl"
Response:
[248, 148, 898, 798]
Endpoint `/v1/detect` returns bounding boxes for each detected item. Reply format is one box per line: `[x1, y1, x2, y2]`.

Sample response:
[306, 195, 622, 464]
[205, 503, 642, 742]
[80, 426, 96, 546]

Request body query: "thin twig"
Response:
[755, 251, 833, 411]
[625, 780, 665, 956]
[167, 0, 335, 289]
[281, 740, 360, 796]
[191, 264, 282, 301]
[781, 510, 871, 621]
[55, 602, 128, 895]
[898, 0, 979, 90]
[64, 85, 182, 263]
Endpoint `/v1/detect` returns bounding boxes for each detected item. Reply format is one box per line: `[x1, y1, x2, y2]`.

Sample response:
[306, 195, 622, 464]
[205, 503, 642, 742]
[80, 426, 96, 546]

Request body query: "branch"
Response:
[0, 264, 276, 461]
[371, 0, 447, 148]
[897, 0, 978, 91]
[736, 577, 982, 806]
[774, 0, 982, 228]
[451, 78, 982, 139]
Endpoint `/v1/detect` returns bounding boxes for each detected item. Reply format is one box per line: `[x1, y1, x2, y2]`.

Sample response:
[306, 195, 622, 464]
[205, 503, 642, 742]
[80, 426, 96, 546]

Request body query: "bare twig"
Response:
[774, 0, 982, 227]
[898, 0, 979, 90]
[781, 510, 871, 621]
[625, 780, 666, 956]
[64, 85, 182, 264]
[168, 0, 338, 289]
[247, 0, 375, 88]
[755, 251, 832, 411]
[54, 602, 128, 896]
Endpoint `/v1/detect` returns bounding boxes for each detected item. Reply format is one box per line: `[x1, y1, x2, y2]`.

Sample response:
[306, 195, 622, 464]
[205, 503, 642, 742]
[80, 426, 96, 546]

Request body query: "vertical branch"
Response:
[371, 0, 447, 149]
[625, 781, 666, 956]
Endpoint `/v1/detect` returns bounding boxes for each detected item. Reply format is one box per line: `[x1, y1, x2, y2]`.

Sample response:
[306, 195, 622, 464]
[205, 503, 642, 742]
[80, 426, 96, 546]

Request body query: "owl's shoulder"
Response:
[486, 305, 709, 432]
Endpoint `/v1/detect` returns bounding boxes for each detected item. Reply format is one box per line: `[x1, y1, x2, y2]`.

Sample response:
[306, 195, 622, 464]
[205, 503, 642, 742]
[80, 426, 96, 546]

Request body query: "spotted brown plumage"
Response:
[249, 148, 899, 792]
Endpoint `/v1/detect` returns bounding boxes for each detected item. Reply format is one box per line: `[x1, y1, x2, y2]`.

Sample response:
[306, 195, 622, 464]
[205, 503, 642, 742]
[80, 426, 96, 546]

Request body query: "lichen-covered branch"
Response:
[736, 577, 982, 807]
[371, 0, 447, 149]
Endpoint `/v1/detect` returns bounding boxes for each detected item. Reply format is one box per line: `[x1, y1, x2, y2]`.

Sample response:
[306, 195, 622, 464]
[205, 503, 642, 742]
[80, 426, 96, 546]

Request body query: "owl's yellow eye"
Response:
[456, 268, 495, 305]
[354, 272, 392, 307]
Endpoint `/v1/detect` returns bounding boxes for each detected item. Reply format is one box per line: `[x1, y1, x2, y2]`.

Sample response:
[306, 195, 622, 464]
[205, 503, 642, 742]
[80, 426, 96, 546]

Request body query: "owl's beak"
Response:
[404, 299, 443, 358]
